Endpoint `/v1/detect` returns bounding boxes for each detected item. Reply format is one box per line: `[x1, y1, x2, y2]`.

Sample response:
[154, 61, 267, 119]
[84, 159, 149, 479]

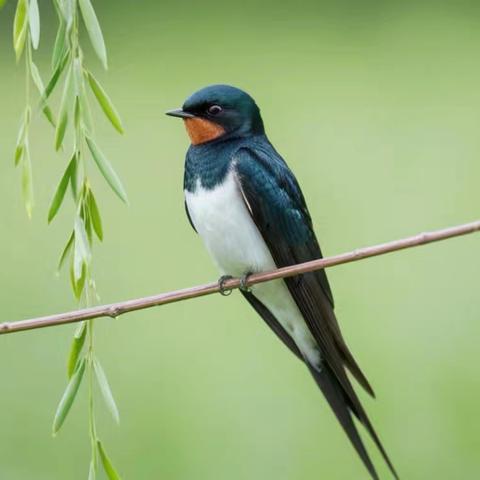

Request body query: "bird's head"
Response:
[166, 84, 264, 145]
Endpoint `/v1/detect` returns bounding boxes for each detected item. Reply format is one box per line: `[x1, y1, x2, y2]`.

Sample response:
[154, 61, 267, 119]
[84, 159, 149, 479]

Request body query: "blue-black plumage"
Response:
[167, 84, 398, 480]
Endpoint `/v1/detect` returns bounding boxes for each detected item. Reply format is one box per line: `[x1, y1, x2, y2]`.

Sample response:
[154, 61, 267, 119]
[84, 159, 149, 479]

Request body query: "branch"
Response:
[2, 220, 479, 336]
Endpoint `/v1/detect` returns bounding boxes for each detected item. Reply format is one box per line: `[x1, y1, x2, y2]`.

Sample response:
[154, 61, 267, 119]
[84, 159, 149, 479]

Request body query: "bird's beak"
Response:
[165, 108, 195, 119]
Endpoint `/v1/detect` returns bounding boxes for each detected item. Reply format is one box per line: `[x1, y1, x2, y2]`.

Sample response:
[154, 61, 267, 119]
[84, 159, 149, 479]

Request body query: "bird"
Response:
[166, 84, 398, 480]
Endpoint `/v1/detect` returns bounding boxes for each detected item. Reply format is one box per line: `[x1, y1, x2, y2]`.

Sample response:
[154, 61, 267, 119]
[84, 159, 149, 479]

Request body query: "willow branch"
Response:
[1, 220, 479, 336]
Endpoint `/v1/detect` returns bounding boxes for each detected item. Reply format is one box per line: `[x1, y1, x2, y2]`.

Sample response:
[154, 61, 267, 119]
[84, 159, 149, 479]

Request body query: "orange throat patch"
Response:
[183, 118, 225, 145]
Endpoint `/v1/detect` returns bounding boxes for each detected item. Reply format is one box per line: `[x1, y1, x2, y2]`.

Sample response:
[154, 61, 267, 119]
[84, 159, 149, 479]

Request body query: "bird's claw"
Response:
[218, 275, 233, 296]
[239, 272, 252, 293]
[218, 273, 252, 295]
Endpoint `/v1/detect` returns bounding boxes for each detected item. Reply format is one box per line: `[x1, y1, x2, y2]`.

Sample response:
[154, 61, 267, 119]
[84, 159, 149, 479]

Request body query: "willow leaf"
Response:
[48, 155, 75, 223]
[42, 106, 56, 127]
[94, 358, 119, 424]
[80, 86, 94, 134]
[42, 50, 69, 103]
[14, 144, 23, 166]
[73, 216, 91, 281]
[30, 61, 43, 91]
[52, 19, 67, 71]
[13, 0, 27, 61]
[28, 0, 40, 49]
[52, 357, 85, 435]
[67, 322, 87, 378]
[74, 96, 81, 130]
[87, 190, 103, 241]
[87, 71, 124, 133]
[97, 441, 122, 480]
[88, 460, 96, 480]
[84, 205, 93, 244]
[85, 136, 128, 203]
[78, 0, 108, 69]
[55, 67, 73, 151]
[55, 110, 68, 151]
[73, 57, 83, 95]
[57, 231, 74, 272]
[14, 107, 29, 166]
[30, 62, 56, 127]
[70, 260, 86, 300]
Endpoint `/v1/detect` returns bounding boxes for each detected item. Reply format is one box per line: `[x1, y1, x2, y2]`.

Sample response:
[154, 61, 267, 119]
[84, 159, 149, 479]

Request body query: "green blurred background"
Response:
[1, 1, 480, 478]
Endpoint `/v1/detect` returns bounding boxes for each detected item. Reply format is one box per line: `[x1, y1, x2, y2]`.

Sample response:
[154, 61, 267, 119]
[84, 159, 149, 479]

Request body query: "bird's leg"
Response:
[218, 275, 233, 296]
[218, 272, 253, 295]
[239, 271, 252, 293]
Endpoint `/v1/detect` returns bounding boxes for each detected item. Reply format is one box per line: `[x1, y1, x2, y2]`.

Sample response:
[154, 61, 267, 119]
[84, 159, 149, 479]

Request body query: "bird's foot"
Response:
[218, 275, 234, 296]
[239, 271, 252, 293]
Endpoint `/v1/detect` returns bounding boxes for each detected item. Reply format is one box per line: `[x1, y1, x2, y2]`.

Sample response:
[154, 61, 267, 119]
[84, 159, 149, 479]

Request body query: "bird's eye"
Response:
[207, 105, 223, 116]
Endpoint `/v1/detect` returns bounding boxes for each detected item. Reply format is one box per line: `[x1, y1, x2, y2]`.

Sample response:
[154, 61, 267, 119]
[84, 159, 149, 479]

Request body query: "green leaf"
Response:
[74, 60, 94, 133]
[69, 152, 79, 199]
[70, 260, 86, 300]
[88, 460, 96, 480]
[13, 0, 27, 61]
[55, 67, 73, 151]
[74, 95, 80, 130]
[78, 0, 108, 69]
[94, 358, 119, 424]
[52, 18, 67, 71]
[0, 0, 8, 10]
[87, 190, 103, 241]
[73, 216, 91, 281]
[97, 441, 122, 480]
[42, 105, 56, 127]
[48, 155, 75, 223]
[14, 145, 23, 166]
[87, 71, 123, 134]
[28, 0, 40, 49]
[30, 62, 56, 127]
[73, 57, 83, 96]
[57, 231, 74, 272]
[85, 136, 128, 203]
[42, 50, 69, 103]
[55, 111, 68, 151]
[67, 322, 87, 378]
[14, 107, 30, 166]
[84, 206, 93, 244]
[52, 357, 85, 435]
[30, 61, 43, 92]
[22, 143, 34, 218]
[80, 88, 94, 134]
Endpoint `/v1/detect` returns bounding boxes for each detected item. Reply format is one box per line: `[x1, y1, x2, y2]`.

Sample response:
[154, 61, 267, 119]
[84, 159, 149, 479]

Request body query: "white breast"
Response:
[185, 169, 275, 276]
[185, 169, 321, 366]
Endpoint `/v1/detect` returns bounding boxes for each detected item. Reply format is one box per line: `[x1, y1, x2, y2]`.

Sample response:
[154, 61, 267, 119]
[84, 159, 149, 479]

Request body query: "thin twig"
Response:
[1, 220, 479, 336]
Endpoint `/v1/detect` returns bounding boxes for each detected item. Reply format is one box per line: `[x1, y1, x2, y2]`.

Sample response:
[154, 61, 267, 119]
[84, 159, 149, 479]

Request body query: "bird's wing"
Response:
[233, 145, 372, 395]
[234, 146, 398, 480]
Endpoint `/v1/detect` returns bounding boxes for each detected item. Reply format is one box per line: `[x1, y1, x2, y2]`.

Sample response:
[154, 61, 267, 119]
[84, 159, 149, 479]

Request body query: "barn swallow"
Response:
[166, 84, 398, 479]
